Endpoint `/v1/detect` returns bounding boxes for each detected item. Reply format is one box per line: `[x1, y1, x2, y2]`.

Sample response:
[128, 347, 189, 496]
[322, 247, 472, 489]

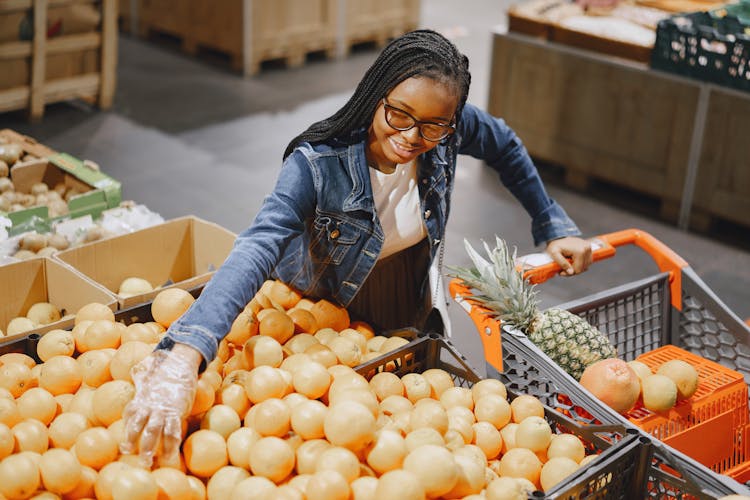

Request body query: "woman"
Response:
[121, 29, 592, 464]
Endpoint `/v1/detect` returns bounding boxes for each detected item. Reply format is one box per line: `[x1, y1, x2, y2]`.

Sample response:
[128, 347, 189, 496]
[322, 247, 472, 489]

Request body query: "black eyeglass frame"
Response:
[381, 98, 456, 142]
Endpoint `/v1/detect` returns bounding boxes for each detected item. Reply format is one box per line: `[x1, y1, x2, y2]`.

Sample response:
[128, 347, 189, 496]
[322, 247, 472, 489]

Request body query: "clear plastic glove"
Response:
[120, 343, 202, 467]
[545, 236, 593, 276]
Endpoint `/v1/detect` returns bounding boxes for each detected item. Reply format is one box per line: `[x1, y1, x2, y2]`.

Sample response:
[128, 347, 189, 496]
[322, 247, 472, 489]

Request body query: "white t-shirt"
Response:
[369, 160, 427, 260]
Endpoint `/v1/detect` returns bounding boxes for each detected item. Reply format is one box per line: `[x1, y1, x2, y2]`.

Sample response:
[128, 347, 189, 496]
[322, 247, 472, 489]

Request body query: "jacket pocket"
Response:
[310, 214, 360, 266]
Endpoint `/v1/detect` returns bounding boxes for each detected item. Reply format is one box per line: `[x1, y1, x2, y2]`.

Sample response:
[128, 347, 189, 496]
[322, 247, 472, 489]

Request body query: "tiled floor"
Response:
[2, 0, 749, 373]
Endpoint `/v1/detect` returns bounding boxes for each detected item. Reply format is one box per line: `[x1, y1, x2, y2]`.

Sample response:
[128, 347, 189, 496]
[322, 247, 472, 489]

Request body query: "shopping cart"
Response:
[450, 228, 750, 498]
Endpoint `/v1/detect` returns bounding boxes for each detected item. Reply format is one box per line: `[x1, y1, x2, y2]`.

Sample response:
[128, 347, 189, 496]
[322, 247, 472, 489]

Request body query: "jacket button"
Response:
[330, 229, 340, 239]
[422, 178, 428, 184]
[424, 210, 431, 219]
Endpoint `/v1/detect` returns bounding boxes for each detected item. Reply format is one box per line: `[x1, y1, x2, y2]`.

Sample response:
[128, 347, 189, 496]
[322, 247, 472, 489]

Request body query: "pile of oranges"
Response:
[0, 280, 599, 499]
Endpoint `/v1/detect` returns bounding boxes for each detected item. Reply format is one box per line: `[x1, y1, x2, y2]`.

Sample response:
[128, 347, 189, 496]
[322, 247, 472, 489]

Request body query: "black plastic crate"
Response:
[651, 11, 750, 92]
[356, 334, 651, 499]
[645, 442, 750, 499]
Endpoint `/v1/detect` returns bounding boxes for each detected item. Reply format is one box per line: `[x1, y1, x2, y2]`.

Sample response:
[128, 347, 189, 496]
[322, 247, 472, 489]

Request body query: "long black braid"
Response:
[283, 29, 471, 159]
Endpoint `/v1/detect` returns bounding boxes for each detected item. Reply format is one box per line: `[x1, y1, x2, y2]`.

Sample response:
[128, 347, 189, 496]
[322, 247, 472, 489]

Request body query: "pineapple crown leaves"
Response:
[447, 236, 540, 332]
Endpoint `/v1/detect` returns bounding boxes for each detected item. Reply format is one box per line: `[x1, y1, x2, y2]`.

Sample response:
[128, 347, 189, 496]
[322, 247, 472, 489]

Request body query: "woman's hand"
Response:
[545, 236, 593, 276]
[120, 343, 202, 467]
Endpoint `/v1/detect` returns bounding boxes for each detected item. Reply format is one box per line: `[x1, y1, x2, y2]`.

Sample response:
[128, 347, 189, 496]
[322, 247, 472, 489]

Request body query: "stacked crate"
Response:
[0, 0, 117, 120]
[119, 0, 420, 76]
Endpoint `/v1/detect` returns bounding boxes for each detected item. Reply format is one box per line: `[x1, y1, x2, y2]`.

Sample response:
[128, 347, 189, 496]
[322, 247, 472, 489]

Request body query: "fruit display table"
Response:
[488, 28, 750, 232]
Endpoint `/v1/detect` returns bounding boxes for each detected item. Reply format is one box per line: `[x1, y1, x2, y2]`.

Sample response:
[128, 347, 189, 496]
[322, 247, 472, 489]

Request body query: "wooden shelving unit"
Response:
[0, 0, 117, 120]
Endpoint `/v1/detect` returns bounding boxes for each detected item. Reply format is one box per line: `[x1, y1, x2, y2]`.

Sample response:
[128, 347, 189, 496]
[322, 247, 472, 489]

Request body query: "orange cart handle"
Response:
[523, 228, 687, 310]
[521, 238, 616, 285]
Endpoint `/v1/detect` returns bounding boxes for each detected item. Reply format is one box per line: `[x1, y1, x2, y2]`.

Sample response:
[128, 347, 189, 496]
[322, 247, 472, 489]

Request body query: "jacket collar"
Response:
[341, 135, 450, 212]
[343, 140, 373, 213]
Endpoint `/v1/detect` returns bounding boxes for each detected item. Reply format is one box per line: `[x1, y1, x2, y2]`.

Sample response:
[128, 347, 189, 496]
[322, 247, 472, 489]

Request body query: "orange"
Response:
[39, 355, 82, 396]
[288, 308, 318, 334]
[183, 429, 228, 478]
[75, 427, 118, 470]
[39, 448, 82, 494]
[92, 380, 136, 427]
[109, 341, 152, 382]
[151, 288, 195, 328]
[0, 362, 34, 398]
[12, 418, 49, 454]
[259, 310, 295, 344]
[48, 412, 90, 449]
[16, 387, 57, 425]
[350, 320, 376, 341]
[310, 299, 350, 331]
[83, 320, 122, 351]
[0, 398, 21, 428]
[75, 302, 115, 324]
[266, 280, 303, 310]
[77, 349, 115, 388]
[36, 329, 75, 361]
[0, 452, 40, 499]
[248, 436, 296, 483]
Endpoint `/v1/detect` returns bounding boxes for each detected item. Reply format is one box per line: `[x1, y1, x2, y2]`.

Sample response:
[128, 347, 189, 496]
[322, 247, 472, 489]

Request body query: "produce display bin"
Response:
[0, 256, 117, 346]
[0, 128, 57, 161]
[54, 215, 235, 308]
[356, 334, 652, 498]
[4, 153, 123, 236]
[449, 227, 750, 495]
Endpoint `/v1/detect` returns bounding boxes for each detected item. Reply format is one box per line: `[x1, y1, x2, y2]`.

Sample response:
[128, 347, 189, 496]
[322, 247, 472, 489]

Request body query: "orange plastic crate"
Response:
[624, 345, 749, 474]
[725, 424, 750, 482]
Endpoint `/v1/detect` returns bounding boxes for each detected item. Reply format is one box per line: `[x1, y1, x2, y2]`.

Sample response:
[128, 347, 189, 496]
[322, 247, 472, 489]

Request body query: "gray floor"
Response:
[2, 0, 750, 372]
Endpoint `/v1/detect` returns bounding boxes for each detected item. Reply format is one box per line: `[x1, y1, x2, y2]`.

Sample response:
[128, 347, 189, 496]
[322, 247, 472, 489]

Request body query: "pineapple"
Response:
[449, 236, 615, 380]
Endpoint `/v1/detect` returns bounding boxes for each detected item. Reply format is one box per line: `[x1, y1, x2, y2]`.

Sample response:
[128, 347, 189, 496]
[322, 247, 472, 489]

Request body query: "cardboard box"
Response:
[54, 216, 237, 308]
[0, 129, 58, 162]
[0, 257, 117, 343]
[3, 153, 122, 236]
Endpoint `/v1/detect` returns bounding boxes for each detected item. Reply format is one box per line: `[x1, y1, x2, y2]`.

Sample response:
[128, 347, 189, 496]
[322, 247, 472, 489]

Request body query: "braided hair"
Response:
[283, 29, 471, 159]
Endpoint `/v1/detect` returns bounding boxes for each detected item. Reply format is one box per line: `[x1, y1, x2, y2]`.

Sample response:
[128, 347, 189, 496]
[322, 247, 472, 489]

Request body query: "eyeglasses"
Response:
[382, 99, 455, 142]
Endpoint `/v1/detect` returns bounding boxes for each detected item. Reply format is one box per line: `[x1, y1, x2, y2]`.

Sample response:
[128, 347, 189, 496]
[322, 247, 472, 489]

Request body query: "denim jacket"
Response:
[162, 103, 580, 365]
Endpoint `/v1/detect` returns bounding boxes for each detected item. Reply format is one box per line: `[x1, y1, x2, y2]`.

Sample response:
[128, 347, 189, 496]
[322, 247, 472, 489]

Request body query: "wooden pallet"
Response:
[120, 0, 341, 76]
[120, 0, 420, 75]
[0, 0, 117, 120]
[339, 0, 420, 56]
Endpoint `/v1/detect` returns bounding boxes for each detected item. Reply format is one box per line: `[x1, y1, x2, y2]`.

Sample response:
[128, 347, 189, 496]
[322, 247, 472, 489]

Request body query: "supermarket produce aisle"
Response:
[2, 0, 750, 374]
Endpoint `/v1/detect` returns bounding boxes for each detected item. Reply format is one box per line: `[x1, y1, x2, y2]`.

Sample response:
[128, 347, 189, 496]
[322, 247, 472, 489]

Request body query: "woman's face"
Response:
[367, 77, 459, 171]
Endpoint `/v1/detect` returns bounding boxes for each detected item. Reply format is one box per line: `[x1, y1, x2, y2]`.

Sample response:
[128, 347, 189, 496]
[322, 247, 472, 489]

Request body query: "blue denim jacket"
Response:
[163, 103, 580, 364]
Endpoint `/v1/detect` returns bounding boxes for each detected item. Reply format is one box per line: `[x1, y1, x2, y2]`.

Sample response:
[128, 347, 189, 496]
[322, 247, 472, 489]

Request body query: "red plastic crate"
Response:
[624, 345, 749, 474]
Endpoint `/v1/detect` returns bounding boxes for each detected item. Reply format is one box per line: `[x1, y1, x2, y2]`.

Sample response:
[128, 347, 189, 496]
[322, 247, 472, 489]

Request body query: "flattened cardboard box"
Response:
[0, 257, 118, 344]
[54, 216, 237, 308]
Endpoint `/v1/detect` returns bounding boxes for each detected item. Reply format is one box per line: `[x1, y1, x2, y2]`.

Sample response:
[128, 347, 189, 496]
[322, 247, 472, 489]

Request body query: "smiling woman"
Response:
[120, 28, 593, 465]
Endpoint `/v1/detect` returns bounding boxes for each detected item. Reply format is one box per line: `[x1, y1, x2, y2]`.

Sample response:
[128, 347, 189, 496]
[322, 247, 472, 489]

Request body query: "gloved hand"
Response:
[120, 343, 202, 467]
[545, 236, 593, 276]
